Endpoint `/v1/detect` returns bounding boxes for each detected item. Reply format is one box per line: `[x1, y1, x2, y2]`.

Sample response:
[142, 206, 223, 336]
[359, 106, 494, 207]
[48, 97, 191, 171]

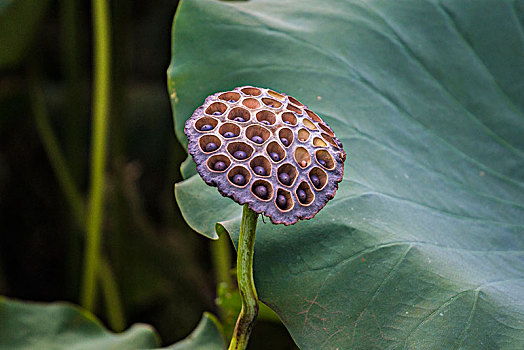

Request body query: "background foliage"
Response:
[0, 0, 294, 348]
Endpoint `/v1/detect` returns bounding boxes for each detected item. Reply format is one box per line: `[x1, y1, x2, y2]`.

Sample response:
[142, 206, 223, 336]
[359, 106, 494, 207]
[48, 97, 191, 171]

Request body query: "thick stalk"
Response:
[80, 0, 111, 311]
[212, 234, 234, 289]
[228, 205, 259, 350]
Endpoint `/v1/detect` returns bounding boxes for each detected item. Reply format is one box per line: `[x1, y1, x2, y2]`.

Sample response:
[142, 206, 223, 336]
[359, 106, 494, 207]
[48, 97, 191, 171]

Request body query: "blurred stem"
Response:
[80, 0, 111, 312]
[28, 66, 125, 330]
[98, 259, 125, 331]
[228, 205, 259, 350]
[60, 0, 85, 183]
[212, 234, 234, 289]
[29, 68, 84, 226]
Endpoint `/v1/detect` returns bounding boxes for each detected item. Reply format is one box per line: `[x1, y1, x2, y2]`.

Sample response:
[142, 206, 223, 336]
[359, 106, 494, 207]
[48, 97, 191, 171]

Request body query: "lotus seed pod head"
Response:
[184, 86, 346, 225]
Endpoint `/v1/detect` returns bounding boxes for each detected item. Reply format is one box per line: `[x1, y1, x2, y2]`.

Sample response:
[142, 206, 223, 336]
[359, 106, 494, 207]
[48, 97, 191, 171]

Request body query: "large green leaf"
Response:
[0, 297, 160, 349]
[169, 0, 524, 348]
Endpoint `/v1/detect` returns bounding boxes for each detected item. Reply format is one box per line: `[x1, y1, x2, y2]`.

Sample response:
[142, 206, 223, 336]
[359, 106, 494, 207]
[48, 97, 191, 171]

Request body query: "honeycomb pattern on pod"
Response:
[184, 86, 346, 225]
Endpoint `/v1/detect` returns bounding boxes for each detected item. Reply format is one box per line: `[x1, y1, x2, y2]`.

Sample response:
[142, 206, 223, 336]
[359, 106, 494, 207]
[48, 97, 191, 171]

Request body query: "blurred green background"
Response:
[0, 0, 295, 347]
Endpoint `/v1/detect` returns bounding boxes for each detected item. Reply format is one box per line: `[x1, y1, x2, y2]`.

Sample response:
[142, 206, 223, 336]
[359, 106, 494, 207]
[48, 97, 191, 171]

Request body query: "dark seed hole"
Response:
[254, 166, 266, 176]
[310, 174, 320, 188]
[278, 172, 291, 186]
[232, 174, 246, 186]
[254, 185, 268, 199]
[297, 189, 307, 203]
[251, 136, 264, 144]
[214, 161, 227, 171]
[233, 150, 248, 160]
[276, 194, 287, 209]
[206, 143, 218, 152]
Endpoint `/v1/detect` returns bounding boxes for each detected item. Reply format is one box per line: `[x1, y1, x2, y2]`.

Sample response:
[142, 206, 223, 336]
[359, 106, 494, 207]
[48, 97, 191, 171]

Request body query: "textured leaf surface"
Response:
[0, 297, 159, 349]
[165, 313, 226, 350]
[169, 0, 524, 348]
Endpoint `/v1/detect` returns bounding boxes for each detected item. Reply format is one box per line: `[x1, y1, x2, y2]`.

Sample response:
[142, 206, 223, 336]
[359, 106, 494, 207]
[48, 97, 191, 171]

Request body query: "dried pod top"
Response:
[184, 86, 346, 225]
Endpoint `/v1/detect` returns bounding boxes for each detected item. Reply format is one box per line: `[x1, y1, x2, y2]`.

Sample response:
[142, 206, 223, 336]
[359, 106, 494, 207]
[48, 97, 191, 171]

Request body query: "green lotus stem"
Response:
[228, 205, 259, 350]
[80, 0, 111, 311]
[29, 65, 125, 331]
[212, 234, 234, 289]
[29, 70, 84, 226]
[98, 259, 125, 331]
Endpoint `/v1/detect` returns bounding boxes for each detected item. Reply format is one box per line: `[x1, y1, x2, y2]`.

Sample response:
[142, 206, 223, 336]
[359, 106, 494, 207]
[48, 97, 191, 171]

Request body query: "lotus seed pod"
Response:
[184, 86, 346, 225]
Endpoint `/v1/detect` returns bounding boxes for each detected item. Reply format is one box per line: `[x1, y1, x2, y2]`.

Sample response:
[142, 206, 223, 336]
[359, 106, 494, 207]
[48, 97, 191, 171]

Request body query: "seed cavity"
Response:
[228, 166, 251, 188]
[294, 147, 311, 169]
[288, 96, 303, 106]
[228, 107, 250, 123]
[219, 92, 241, 103]
[286, 104, 302, 114]
[242, 98, 261, 109]
[278, 173, 291, 185]
[207, 154, 231, 173]
[281, 112, 297, 126]
[268, 90, 285, 101]
[241, 87, 261, 96]
[251, 180, 273, 201]
[219, 123, 240, 139]
[302, 118, 317, 130]
[195, 117, 218, 133]
[199, 135, 221, 153]
[205, 102, 227, 116]
[278, 128, 293, 148]
[315, 149, 335, 170]
[275, 188, 293, 211]
[246, 125, 270, 145]
[313, 137, 327, 148]
[262, 98, 282, 109]
[249, 156, 271, 177]
[309, 167, 328, 190]
[277, 163, 297, 187]
[227, 142, 254, 160]
[296, 181, 314, 205]
[266, 141, 285, 163]
[298, 128, 310, 142]
[256, 110, 276, 125]
[319, 123, 335, 136]
[321, 132, 339, 148]
[305, 109, 322, 123]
